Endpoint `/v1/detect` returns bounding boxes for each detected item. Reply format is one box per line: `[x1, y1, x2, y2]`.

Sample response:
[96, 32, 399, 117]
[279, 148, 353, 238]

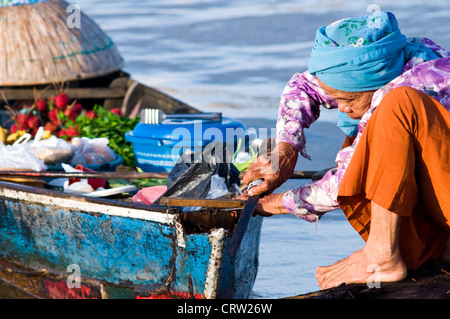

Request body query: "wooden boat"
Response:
[0, 72, 263, 299]
[0, 70, 202, 121]
[0, 180, 263, 299]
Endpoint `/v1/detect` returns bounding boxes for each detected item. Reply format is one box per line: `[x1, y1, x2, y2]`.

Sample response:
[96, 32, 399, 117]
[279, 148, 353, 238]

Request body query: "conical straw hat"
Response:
[0, 0, 124, 86]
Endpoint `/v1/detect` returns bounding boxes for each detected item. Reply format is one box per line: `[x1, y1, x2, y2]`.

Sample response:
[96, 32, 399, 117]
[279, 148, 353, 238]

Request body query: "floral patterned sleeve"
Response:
[282, 168, 342, 222]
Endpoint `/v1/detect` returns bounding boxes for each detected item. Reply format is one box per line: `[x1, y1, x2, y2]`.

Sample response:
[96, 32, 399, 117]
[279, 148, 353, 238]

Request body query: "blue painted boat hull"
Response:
[0, 181, 262, 299]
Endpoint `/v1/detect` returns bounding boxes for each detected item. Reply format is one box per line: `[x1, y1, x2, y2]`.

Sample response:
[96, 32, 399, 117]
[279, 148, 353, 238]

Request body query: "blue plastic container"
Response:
[125, 117, 245, 172]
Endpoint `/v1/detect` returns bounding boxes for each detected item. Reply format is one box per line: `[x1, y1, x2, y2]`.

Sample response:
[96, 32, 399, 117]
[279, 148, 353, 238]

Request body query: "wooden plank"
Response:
[0, 170, 169, 180]
[287, 262, 450, 300]
[121, 81, 200, 117]
[0, 170, 320, 180]
[0, 87, 127, 100]
[160, 197, 246, 209]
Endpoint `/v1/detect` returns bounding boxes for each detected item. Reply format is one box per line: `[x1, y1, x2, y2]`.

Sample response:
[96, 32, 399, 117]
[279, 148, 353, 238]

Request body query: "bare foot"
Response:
[315, 201, 408, 290]
[315, 246, 407, 289]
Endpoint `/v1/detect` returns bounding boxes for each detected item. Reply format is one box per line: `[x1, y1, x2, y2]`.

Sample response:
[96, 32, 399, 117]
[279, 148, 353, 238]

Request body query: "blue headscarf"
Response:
[308, 11, 440, 136]
[308, 11, 439, 92]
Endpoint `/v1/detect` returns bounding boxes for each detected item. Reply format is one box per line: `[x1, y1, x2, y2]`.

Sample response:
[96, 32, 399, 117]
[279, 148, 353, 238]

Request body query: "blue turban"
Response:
[308, 11, 439, 92]
[308, 12, 440, 137]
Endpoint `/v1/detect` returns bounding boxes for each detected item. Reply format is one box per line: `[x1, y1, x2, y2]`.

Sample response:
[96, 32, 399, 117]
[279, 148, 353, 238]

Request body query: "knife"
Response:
[228, 180, 263, 256]
[228, 138, 275, 257]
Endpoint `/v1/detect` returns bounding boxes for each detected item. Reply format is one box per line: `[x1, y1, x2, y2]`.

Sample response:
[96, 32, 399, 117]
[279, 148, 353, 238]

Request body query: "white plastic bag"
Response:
[206, 174, 229, 199]
[0, 142, 47, 171]
[70, 137, 116, 166]
[63, 180, 95, 194]
[23, 128, 74, 165]
[29, 136, 74, 164]
[61, 163, 96, 194]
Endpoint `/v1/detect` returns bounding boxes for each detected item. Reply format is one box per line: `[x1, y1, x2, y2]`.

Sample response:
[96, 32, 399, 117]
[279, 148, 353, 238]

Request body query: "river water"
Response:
[74, 0, 449, 298]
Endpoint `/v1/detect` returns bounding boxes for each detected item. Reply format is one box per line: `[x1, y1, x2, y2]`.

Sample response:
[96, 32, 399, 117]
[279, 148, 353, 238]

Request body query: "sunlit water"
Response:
[73, 0, 449, 297]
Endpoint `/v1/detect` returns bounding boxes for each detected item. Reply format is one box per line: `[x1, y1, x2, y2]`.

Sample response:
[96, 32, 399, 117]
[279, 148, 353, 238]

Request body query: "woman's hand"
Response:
[235, 191, 290, 217]
[242, 142, 298, 196]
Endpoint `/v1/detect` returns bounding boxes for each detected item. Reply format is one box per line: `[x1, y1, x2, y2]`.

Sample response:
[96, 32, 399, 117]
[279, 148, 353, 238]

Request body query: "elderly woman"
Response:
[242, 11, 450, 289]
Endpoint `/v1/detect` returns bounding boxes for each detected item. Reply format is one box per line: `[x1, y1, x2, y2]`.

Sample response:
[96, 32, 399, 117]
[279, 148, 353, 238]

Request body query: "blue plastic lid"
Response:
[129, 117, 245, 146]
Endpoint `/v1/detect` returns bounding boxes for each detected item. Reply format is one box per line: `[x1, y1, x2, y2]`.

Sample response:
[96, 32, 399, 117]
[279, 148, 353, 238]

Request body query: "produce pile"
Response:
[1, 93, 139, 167]
[0, 91, 259, 195]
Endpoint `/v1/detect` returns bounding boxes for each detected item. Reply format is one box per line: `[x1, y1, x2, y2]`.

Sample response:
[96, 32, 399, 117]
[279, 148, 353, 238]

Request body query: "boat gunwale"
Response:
[0, 180, 179, 225]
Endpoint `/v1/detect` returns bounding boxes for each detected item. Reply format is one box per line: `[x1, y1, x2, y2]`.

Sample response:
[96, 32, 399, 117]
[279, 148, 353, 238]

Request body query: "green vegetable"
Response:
[232, 138, 258, 172]
[132, 167, 166, 188]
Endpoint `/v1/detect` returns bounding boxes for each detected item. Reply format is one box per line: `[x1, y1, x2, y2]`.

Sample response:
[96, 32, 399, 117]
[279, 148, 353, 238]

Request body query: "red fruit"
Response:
[55, 93, 69, 109]
[44, 122, 59, 134]
[65, 103, 83, 121]
[72, 103, 82, 112]
[17, 113, 29, 130]
[58, 126, 79, 139]
[17, 113, 26, 124]
[85, 110, 98, 120]
[27, 114, 40, 130]
[48, 109, 60, 125]
[10, 124, 17, 133]
[110, 108, 123, 117]
[37, 99, 47, 112]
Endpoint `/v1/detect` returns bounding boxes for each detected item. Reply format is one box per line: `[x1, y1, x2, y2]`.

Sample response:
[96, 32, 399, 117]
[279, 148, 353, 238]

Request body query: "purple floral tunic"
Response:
[276, 38, 450, 222]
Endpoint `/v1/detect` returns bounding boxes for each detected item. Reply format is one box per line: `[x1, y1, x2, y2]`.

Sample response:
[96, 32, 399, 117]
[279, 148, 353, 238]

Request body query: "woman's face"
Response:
[316, 77, 375, 119]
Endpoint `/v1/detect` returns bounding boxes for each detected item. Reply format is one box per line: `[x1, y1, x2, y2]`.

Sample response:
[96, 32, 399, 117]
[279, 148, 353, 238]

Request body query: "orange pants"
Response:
[338, 86, 450, 270]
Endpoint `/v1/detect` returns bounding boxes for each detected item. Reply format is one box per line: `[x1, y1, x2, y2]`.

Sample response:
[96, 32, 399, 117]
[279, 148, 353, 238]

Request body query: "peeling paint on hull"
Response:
[0, 181, 262, 299]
